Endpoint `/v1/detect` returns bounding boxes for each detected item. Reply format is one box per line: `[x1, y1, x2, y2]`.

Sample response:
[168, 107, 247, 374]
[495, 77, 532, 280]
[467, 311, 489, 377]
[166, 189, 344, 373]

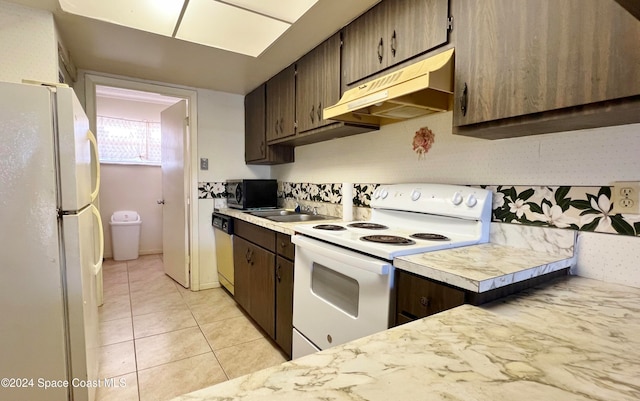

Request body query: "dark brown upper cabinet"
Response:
[296, 33, 341, 133]
[244, 84, 293, 165]
[266, 64, 296, 142]
[453, 0, 640, 139]
[342, 0, 450, 86]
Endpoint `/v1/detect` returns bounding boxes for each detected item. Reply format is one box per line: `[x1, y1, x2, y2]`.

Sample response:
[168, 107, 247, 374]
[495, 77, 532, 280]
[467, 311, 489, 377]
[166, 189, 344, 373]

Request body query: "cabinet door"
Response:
[395, 270, 465, 325]
[321, 33, 342, 127]
[275, 256, 294, 358]
[244, 84, 266, 162]
[343, 0, 449, 85]
[265, 74, 281, 142]
[232, 236, 251, 313]
[232, 235, 276, 338]
[267, 65, 296, 141]
[297, 33, 342, 133]
[296, 43, 321, 132]
[248, 243, 276, 339]
[342, 1, 388, 85]
[453, 0, 640, 128]
[386, 0, 449, 65]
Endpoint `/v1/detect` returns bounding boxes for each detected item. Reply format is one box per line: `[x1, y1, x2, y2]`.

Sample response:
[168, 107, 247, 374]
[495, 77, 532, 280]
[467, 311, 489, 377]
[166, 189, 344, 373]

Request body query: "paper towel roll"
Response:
[342, 182, 353, 221]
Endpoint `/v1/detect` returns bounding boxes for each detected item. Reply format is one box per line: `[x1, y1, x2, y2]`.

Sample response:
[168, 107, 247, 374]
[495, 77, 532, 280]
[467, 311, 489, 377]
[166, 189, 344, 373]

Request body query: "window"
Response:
[97, 115, 161, 165]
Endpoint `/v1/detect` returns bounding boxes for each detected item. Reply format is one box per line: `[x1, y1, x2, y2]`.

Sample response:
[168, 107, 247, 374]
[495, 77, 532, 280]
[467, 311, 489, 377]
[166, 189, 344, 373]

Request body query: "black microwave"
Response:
[226, 179, 278, 210]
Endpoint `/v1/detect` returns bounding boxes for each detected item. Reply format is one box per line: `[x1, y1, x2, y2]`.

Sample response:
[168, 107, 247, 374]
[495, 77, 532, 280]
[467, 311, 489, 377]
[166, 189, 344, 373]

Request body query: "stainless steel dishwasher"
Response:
[212, 212, 234, 295]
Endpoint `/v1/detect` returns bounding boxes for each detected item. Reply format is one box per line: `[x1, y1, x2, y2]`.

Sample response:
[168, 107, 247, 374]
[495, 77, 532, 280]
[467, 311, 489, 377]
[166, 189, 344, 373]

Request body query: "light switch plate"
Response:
[611, 181, 640, 214]
[200, 158, 208, 170]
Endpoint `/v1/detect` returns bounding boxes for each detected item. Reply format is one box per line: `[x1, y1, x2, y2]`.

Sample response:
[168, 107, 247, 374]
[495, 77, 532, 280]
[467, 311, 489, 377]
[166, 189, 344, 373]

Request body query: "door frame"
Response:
[82, 72, 201, 290]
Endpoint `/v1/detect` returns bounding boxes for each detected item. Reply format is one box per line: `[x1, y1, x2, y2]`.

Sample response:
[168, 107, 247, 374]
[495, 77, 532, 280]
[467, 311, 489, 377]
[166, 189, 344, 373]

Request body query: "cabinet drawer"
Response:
[234, 219, 276, 252]
[276, 232, 294, 260]
[396, 270, 465, 323]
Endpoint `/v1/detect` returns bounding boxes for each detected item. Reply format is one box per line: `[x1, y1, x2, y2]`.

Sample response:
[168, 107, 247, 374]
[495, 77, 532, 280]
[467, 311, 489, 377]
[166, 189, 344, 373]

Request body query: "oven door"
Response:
[291, 234, 393, 358]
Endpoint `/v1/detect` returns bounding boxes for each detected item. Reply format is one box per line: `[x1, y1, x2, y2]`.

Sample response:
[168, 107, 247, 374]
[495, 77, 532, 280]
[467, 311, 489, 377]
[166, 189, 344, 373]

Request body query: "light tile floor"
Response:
[96, 254, 287, 401]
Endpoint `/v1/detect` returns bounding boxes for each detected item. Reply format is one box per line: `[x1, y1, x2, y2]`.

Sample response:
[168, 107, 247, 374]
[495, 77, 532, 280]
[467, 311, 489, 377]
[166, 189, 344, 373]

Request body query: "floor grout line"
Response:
[98, 254, 286, 401]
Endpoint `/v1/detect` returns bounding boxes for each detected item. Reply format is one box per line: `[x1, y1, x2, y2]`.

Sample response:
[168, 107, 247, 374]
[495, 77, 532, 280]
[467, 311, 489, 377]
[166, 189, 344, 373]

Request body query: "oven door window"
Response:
[311, 262, 359, 317]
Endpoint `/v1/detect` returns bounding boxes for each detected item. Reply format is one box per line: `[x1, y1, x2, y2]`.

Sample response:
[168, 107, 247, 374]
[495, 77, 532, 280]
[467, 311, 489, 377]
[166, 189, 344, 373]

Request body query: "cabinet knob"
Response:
[390, 30, 397, 57]
[310, 104, 315, 123]
[276, 264, 281, 282]
[317, 102, 322, 121]
[327, 334, 333, 344]
[419, 296, 430, 307]
[461, 82, 468, 117]
[274, 120, 279, 134]
[377, 37, 384, 64]
[279, 118, 284, 134]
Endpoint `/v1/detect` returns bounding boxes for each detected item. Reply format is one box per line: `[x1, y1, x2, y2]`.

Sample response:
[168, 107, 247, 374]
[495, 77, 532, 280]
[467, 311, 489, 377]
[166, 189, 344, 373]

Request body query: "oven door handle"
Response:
[292, 235, 391, 275]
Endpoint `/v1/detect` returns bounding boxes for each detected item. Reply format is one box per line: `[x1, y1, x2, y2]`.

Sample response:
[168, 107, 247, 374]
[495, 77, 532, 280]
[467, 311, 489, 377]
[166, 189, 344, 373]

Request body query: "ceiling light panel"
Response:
[59, 0, 184, 37]
[221, 0, 318, 23]
[177, 0, 290, 57]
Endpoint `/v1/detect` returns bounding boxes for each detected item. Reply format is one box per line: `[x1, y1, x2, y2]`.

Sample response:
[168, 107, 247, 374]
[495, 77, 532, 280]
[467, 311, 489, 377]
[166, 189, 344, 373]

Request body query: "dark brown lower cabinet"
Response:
[395, 270, 465, 325]
[232, 219, 295, 358]
[275, 256, 294, 357]
[232, 235, 275, 338]
[394, 268, 571, 326]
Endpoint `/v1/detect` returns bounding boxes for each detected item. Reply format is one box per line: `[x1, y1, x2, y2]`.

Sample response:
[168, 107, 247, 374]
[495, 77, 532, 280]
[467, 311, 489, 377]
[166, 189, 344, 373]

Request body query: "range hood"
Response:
[323, 48, 454, 126]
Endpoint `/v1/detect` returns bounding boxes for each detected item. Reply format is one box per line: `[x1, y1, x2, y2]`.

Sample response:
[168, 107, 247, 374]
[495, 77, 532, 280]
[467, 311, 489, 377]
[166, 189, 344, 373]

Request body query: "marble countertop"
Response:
[215, 208, 343, 236]
[172, 276, 640, 401]
[395, 243, 574, 293]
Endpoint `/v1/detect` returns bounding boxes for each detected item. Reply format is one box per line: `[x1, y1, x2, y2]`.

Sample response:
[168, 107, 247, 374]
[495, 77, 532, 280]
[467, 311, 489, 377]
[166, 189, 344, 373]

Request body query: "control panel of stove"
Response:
[371, 183, 492, 220]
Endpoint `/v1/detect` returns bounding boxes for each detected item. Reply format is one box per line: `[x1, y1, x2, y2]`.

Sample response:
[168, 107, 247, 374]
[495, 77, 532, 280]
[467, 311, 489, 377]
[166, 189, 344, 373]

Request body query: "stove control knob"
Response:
[452, 191, 463, 205]
[380, 189, 389, 199]
[411, 190, 421, 201]
[466, 194, 478, 207]
[373, 188, 381, 199]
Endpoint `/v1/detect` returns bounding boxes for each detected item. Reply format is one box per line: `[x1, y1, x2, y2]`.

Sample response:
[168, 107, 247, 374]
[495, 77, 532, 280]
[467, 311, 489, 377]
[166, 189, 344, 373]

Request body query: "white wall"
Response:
[195, 89, 270, 289]
[0, 0, 58, 83]
[196, 89, 270, 182]
[100, 164, 163, 257]
[273, 112, 640, 186]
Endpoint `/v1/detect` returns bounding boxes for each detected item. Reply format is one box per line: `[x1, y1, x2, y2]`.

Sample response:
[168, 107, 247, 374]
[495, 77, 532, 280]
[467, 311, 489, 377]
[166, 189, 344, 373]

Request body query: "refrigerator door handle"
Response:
[90, 204, 104, 274]
[87, 129, 100, 202]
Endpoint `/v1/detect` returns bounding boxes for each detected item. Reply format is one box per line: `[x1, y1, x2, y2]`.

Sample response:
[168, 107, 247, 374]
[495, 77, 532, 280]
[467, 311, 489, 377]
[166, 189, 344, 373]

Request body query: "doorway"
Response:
[84, 74, 200, 292]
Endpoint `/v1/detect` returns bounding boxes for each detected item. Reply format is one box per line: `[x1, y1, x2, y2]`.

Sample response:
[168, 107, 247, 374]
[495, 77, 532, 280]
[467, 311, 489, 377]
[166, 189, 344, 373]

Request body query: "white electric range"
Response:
[291, 183, 493, 358]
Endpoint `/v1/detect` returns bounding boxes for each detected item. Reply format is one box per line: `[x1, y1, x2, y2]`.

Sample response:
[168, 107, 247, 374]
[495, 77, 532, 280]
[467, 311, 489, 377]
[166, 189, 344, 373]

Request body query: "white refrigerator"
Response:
[0, 81, 104, 401]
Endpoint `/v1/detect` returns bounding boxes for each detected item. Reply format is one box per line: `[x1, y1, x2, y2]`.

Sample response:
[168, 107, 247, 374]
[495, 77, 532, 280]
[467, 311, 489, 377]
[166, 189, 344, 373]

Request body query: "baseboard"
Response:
[103, 249, 162, 259]
[198, 281, 221, 291]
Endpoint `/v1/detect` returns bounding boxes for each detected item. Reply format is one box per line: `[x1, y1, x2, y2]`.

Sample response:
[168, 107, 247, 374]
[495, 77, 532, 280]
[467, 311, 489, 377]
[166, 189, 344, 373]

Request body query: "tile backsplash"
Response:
[199, 181, 639, 237]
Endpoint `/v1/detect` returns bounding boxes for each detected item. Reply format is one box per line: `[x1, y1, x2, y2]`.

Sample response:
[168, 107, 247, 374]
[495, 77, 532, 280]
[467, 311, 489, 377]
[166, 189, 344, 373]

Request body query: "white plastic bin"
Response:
[110, 210, 141, 261]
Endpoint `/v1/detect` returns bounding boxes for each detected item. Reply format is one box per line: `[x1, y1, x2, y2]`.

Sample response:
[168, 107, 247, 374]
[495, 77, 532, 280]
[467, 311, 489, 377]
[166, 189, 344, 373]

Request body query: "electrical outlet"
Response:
[200, 158, 208, 170]
[611, 181, 640, 214]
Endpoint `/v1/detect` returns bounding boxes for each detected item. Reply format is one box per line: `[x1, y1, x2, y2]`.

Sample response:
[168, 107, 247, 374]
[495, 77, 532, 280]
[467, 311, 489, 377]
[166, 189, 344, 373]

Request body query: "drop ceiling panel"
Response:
[177, 0, 290, 57]
[221, 0, 318, 23]
[59, 0, 183, 37]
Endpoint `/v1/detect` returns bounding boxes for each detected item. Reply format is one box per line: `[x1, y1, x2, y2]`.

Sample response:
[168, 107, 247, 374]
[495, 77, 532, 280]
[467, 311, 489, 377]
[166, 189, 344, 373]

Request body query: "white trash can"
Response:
[110, 210, 141, 261]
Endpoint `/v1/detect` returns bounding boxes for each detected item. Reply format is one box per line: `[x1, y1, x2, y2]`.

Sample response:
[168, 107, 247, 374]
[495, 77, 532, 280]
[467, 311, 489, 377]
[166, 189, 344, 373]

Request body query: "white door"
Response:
[161, 100, 190, 288]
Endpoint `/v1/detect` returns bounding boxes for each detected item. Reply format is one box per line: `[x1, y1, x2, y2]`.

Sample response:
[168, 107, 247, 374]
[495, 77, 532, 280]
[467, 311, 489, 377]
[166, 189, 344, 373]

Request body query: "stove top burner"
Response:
[360, 235, 416, 245]
[348, 222, 389, 230]
[410, 233, 451, 241]
[313, 224, 347, 231]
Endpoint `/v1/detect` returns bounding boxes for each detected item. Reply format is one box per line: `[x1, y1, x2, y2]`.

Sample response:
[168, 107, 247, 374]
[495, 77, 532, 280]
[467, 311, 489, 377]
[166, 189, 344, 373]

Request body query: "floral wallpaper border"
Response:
[483, 185, 640, 237]
[198, 182, 226, 199]
[199, 181, 640, 237]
